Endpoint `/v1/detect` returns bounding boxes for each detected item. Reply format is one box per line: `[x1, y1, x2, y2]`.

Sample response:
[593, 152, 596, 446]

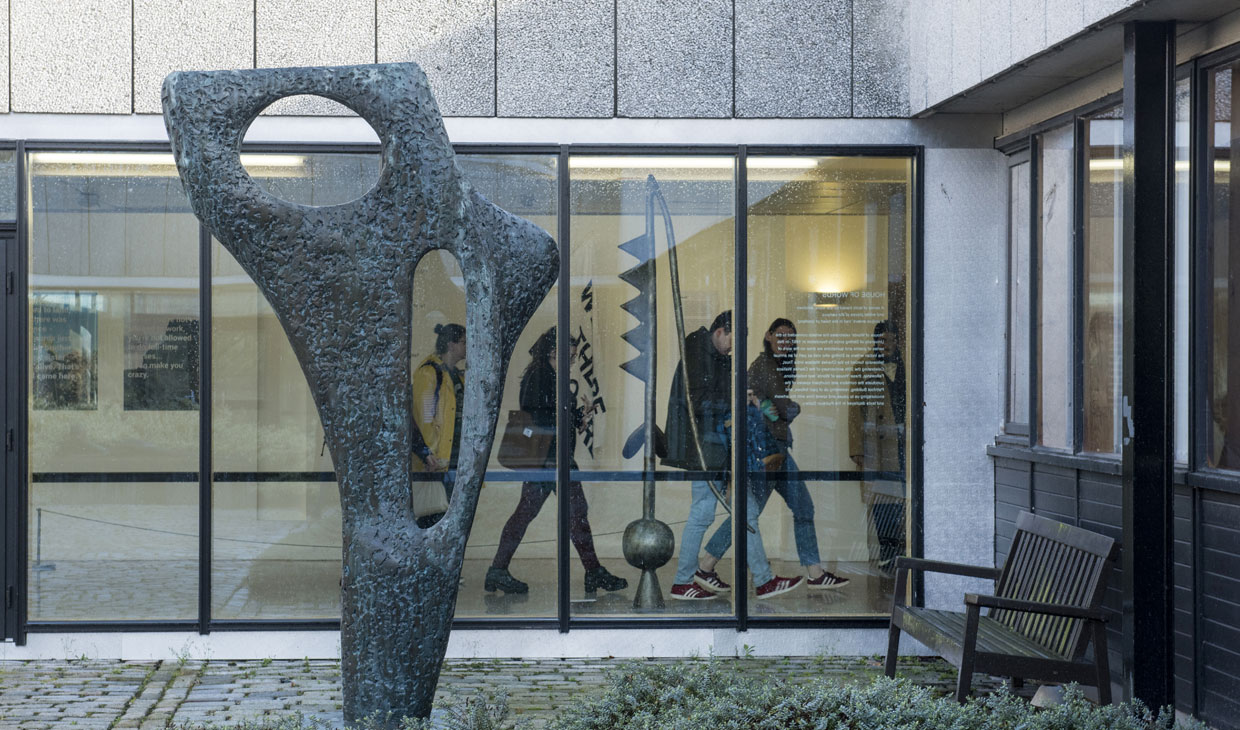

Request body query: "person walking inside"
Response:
[412, 323, 466, 528]
[849, 319, 907, 574]
[664, 311, 804, 601]
[486, 328, 629, 595]
[749, 318, 849, 590]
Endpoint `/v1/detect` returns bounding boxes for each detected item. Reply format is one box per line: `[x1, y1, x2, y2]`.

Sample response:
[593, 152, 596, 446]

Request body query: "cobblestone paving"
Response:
[0, 656, 1029, 729]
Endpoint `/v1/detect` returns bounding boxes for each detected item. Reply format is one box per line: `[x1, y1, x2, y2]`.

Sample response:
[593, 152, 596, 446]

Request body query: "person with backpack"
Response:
[412, 323, 467, 528]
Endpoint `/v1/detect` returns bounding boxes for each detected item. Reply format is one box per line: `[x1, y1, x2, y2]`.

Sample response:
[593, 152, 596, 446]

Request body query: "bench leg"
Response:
[1092, 620, 1112, 705]
[884, 622, 900, 677]
[956, 604, 981, 703]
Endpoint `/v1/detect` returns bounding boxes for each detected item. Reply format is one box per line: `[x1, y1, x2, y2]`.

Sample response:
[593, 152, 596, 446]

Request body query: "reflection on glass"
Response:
[458, 154, 559, 616]
[569, 156, 735, 615]
[1009, 161, 1031, 425]
[1038, 125, 1075, 448]
[27, 151, 200, 619]
[1175, 77, 1190, 464]
[245, 152, 380, 206]
[748, 156, 913, 617]
[212, 240, 337, 619]
[1083, 108, 1123, 453]
[0, 148, 17, 220]
[1209, 66, 1240, 469]
[213, 482, 341, 619]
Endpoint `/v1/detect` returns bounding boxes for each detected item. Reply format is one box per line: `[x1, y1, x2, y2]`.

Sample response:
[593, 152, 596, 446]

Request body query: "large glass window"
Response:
[747, 156, 913, 616]
[1207, 64, 1240, 469]
[453, 153, 558, 618]
[1175, 77, 1191, 465]
[568, 156, 736, 616]
[27, 151, 200, 620]
[24, 146, 915, 626]
[1037, 125, 1076, 449]
[1082, 107, 1123, 454]
[1008, 158, 1031, 428]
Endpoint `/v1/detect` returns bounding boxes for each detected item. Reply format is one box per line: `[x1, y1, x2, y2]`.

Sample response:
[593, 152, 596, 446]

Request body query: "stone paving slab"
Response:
[0, 656, 1027, 729]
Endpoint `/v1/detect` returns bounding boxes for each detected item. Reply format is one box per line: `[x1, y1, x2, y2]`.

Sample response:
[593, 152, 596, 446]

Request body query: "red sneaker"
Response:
[693, 569, 731, 594]
[755, 575, 805, 599]
[805, 571, 850, 590]
[670, 583, 718, 600]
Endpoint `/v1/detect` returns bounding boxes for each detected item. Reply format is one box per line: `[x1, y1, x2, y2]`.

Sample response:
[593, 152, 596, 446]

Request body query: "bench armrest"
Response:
[964, 593, 1110, 622]
[893, 557, 1001, 581]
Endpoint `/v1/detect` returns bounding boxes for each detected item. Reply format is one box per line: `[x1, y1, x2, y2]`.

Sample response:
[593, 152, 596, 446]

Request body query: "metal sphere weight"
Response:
[622, 518, 675, 569]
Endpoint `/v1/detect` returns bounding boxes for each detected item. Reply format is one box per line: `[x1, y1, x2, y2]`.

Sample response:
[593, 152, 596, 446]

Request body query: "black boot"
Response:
[584, 566, 628, 593]
[485, 567, 529, 594]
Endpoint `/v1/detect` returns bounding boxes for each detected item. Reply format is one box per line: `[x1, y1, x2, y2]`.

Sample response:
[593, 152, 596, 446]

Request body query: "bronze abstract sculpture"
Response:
[162, 63, 557, 725]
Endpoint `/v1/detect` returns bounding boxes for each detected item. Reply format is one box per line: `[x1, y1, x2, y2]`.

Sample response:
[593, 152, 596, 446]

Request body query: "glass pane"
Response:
[1082, 107, 1122, 454]
[455, 154, 558, 618]
[211, 148, 382, 619]
[1008, 160, 1031, 426]
[1209, 65, 1240, 469]
[0, 148, 16, 220]
[212, 241, 338, 619]
[212, 152, 562, 619]
[1175, 77, 1190, 465]
[27, 150, 199, 620]
[569, 156, 735, 616]
[245, 152, 379, 206]
[1037, 124, 1075, 449]
[747, 156, 913, 617]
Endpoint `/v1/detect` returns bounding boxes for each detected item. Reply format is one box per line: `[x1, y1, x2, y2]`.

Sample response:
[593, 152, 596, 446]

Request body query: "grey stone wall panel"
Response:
[134, 0, 254, 114]
[617, 0, 731, 118]
[853, 0, 910, 117]
[736, 0, 851, 118]
[378, 0, 495, 116]
[978, 0, 1013, 81]
[0, 6, 8, 113]
[1084, 0, 1139, 25]
[924, 0, 955, 107]
[906, 1, 929, 114]
[1045, 0, 1085, 47]
[1009, 0, 1048, 63]
[949, 0, 982, 95]
[256, 0, 376, 115]
[497, 0, 613, 118]
[13, 0, 130, 113]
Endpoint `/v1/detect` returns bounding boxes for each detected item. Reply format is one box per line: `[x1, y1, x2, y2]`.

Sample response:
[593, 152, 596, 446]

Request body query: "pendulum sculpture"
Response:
[162, 63, 557, 727]
[618, 175, 732, 609]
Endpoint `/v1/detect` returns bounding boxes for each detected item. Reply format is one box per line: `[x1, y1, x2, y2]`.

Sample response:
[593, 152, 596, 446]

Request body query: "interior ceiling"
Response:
[924, 0, 1240, 116]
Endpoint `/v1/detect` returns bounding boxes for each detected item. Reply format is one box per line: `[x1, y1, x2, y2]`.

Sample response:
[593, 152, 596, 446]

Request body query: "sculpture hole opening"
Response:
[241, 95, 381, 207]
[410, 250, 468, 529]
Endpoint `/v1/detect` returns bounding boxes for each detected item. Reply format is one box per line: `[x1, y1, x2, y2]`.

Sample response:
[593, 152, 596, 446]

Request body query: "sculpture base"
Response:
[633, 568, 665, 610]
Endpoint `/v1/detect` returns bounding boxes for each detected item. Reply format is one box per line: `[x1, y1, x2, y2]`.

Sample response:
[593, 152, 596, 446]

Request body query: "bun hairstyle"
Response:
[433, 323, 466, 354]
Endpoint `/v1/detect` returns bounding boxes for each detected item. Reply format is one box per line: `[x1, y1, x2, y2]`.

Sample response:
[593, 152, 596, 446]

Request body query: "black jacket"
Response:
[663, 327, 731, 470]
[519, 359, 577, 468]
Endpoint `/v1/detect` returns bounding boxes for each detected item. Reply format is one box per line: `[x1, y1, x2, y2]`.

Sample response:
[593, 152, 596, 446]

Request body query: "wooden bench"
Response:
[884, 511, 1118, 703]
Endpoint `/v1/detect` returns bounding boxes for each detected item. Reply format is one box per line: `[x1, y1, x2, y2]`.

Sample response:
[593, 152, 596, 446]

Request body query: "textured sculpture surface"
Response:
[162, 62, 557, 726]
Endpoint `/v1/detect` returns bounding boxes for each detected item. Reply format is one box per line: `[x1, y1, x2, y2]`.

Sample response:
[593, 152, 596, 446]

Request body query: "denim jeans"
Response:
[674, 479, 774, 587]
[769, 451, 821, 568]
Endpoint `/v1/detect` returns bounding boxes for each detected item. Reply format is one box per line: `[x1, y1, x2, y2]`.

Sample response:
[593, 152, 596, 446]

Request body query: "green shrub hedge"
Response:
[542, 661, 1206, 730]
[178, 659, 1208, 730]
